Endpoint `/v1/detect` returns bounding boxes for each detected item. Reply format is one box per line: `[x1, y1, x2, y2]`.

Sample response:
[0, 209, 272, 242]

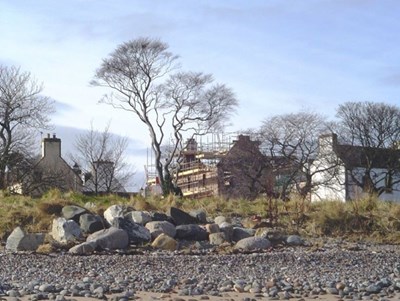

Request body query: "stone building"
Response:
[174, 135, 273, 199]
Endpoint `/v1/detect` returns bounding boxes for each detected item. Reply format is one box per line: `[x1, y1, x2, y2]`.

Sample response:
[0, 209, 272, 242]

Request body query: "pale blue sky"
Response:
[1, 0, 400, 189]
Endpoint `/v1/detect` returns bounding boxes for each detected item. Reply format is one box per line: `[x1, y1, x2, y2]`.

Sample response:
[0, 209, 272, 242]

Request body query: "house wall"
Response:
[311, 163, 347, 202]
[29, 134, 82, 195]
[217, 135, 272, 200]
[346, 167, 400, 202]
[311, 133, 400, 202]
[310, 134, 346, 202]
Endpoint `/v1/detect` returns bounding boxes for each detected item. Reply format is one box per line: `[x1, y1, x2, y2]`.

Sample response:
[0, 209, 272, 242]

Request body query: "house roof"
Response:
[218, 135, 267, 163]
[335, 144, 400, 169]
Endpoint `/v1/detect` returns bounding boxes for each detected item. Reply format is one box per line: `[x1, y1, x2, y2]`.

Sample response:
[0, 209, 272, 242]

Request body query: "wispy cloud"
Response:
[380, 73, 400, 86]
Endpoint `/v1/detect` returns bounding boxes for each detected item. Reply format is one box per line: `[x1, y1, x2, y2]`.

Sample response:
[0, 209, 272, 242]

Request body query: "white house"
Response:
[23, 134, 83, 196]
[311, 133, 400, 202]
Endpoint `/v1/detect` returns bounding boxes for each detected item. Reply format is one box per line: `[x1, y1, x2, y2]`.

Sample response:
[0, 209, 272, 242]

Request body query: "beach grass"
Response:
[1, 190, 400, 243]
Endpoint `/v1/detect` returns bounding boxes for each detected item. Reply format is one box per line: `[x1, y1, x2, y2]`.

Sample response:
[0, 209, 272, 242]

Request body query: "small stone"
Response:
[7, 290, 19, 297]
[39, 284, 55, 293]
[336, 283, 346, 290]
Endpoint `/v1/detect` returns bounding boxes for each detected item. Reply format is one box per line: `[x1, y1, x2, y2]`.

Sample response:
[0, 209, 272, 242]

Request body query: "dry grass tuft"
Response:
[131, 197, 156, 211]
[1, 189, 400, 244]
[36, 243, 55, 254]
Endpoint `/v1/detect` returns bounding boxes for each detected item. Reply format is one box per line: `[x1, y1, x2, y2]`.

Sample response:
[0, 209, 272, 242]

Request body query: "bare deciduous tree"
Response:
[71, 122, 134, 195]
[0, 65, 54, 189]
[335, 101, 400, 195]
[23, 167, 76, 197]
[91, 37, 238, 194]
[217, 135, 272, 200]
[259, 111, 340, 200]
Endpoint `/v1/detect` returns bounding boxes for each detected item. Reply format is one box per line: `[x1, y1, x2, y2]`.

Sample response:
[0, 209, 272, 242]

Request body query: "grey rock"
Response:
[145, 220, 176, 239]
[87, 227, 129, 250]
[168, 207, 198, 225]
[104, 205, 126, 225]
[209, 232, 227, 245]
[366, 284, 381, 294]
[39, 284, 55, 293]
[219, 222, 233, 242]
[6, 227, 45, 252]
[79, 213, 105, 234]
[6, 290, 19, 297]
[286, 235, 303, 246]
[111, 217, 151, 244]
[68, 241, 97, 255]
[205, 223, 220, 234]
[234, 236, 272, 251]
[214, 216, 230, 226]
[124, 211, 152, 225]
[189, 209, 207, 224]
[62, 205, 87, 223]
[151, 233, 178, 251]
[150, 212, 174, 223]
[232, 227, 255, 242]
[51, 217, 82, 244]
[175, 224, 209, 241]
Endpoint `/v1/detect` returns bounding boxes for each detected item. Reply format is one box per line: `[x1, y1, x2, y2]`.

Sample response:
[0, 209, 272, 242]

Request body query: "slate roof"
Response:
[334, 144, 400, 169]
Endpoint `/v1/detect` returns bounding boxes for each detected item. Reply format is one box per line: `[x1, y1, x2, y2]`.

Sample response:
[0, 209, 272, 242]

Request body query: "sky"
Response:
[1, 0, 400, 190]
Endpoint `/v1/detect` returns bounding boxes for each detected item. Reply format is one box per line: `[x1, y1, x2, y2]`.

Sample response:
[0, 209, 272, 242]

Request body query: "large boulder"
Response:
[146, 221, 176, 239]
[103, 205, 125, 225]
[175, 224, 209, 241]
[111, 218, 151, 244]
[6, 227, 45, 252]
[79, 213, 105, 234]
[62, 205, 88, 223]
[234, 237, 272, 252]
[68, 241, 97, 255]
[51, 217, 82, 244]
[150, 212, 174, 224]
[168, 207, 198, 225]
[189, 209, 207, 224]
[286, 235, 304, 246]
[232, 227, 255, 242]
[125, 211, 152, 225]
[151, 234, 178, 251]
[87, 227, 129, 250]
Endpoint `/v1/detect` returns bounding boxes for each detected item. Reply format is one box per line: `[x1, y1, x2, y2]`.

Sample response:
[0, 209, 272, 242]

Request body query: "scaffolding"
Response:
[144, 132, 243, 198]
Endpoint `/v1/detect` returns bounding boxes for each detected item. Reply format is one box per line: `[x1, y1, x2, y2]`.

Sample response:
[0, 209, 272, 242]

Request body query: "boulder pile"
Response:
[5, 204, 305, 255]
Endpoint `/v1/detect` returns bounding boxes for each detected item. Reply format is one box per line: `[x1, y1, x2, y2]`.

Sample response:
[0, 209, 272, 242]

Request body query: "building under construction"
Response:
[145, 133, 274, 199]
[174, 136, 230, 198]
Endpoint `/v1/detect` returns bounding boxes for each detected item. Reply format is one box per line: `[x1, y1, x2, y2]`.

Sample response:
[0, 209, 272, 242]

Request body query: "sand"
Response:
[1, 291, 349, 301]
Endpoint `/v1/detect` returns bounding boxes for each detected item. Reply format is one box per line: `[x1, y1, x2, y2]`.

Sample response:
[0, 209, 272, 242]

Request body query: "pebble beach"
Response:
[1, 242, 400, 301]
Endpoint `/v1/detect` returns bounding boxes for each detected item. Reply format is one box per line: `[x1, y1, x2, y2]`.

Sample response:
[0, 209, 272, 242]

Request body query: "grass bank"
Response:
[0, 189, 399, 244]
